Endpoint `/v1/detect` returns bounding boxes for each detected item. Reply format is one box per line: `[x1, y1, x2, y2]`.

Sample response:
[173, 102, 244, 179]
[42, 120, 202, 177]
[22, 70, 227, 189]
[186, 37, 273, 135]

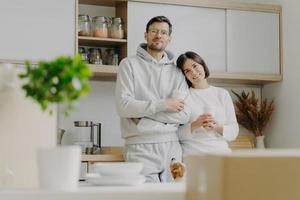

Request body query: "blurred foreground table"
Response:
[0, 182, 185, 200]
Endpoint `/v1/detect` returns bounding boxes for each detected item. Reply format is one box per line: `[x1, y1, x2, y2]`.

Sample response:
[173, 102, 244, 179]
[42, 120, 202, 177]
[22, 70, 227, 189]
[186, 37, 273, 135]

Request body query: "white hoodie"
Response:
[115, 43, 190, 144]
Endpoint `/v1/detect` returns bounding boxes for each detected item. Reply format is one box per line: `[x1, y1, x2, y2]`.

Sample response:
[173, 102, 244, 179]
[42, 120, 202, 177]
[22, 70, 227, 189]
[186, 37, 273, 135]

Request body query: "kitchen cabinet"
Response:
[76, 0, 282, 84]
[226, 10, 280, 78]
[0, 1, 282, 84]
[127, 2, 226, 73]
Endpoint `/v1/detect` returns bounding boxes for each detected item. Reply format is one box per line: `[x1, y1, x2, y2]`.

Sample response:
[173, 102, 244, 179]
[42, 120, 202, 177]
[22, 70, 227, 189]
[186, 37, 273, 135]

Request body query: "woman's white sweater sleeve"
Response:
[222, 91, 239, 141]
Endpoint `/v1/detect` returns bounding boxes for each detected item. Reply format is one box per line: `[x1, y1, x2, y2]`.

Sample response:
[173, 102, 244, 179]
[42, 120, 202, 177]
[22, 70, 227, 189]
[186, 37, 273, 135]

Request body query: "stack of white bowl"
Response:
[85, 162, 145, 186]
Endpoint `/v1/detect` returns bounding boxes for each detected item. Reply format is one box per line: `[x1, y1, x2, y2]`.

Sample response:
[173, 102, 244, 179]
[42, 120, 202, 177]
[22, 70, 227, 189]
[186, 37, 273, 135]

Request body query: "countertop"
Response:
[81, 147, 124, 162]
[81, 154, 124, 162]
[0, 183, 185, 200]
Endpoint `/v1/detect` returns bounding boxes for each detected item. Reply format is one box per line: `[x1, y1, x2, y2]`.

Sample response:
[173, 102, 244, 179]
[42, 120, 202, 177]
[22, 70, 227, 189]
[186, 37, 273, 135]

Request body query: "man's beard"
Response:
[147, 43, 165, 52]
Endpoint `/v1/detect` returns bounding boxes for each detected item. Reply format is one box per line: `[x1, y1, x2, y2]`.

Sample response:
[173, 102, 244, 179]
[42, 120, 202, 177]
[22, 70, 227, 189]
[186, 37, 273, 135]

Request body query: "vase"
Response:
[36, 145, 81, 190]
[255, 135, 265, 149]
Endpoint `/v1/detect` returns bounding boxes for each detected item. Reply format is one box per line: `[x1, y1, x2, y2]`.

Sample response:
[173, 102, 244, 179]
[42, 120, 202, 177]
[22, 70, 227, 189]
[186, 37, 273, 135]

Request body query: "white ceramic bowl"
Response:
[92, 162, 143, 177]
[85, 173, 146, 186]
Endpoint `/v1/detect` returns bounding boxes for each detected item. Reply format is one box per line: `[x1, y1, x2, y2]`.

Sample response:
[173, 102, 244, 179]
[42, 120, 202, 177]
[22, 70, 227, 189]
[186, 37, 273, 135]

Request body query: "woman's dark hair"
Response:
[146, 16, 172, 35]
[176, 51, 210, 87]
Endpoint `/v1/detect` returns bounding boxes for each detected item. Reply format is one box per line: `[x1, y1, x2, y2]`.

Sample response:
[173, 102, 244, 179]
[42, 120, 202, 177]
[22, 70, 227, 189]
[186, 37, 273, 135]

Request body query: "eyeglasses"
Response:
[148, 28, 169, 36]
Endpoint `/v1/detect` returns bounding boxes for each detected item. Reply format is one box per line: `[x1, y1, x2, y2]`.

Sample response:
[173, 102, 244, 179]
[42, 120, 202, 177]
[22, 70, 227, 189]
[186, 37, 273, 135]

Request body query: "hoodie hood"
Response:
[136, 43, 175, 65]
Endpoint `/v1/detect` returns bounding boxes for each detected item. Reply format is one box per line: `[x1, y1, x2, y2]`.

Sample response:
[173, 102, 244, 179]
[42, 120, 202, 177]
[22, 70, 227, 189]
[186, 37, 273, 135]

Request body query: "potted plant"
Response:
[18, 54, 91, 190]
[19, 54, 91, 116]
[231, 90, 275, 148]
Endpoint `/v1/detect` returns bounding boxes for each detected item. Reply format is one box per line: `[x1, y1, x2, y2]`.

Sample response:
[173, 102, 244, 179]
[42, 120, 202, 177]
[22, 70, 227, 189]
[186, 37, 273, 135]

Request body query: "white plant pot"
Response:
[36, 145, 81, 190]
[255, 136, 265, 149]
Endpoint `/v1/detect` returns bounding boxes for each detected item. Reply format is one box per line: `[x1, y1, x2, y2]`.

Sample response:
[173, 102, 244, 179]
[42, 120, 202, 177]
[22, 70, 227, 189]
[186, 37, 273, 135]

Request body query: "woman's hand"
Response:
[202, 114, 224, 134]
[202, 113, 216, 130]
[191, 113, 213, 131]
[191, 113, 223, 134]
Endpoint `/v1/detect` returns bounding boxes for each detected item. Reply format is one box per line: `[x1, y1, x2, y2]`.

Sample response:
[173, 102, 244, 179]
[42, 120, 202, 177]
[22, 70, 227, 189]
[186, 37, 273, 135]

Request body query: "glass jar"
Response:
[106, 17, 112, 37]
[110, 17, 124, 39]
[103, 48, 115, 65]
[111, 54, 119, 66]
[78, 47, 88, 62]
[88, 48, 102, 65]
[78, 15, 91, 36]
[92, 16, 108, 38]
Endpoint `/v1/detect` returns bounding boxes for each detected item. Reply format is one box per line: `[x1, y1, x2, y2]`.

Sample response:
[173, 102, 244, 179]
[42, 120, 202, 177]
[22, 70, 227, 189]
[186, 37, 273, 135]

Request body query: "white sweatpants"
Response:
[124, 141, 182, 183]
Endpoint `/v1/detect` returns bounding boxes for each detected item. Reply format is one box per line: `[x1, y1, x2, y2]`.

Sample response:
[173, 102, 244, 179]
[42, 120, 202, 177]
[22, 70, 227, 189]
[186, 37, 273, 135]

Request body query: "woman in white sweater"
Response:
[176, 51, 239, 156]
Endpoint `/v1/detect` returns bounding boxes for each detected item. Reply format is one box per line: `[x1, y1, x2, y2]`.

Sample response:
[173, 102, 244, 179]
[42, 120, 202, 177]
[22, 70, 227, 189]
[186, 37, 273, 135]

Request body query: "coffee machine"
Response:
[74, 121, 101, 154]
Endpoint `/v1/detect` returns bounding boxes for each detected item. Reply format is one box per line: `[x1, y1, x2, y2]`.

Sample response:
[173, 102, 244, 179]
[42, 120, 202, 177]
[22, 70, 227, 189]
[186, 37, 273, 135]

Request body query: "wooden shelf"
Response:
[87, 67, 282, 84]
[209, 72, 282, 85]
[89, 64, 118, 80]
[79, 0, 126, 7]
[78, 36, 127, 47]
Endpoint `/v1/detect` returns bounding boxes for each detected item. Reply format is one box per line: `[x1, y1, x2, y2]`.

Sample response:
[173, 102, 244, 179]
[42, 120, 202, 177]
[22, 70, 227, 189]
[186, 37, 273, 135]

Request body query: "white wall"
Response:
[262, 0, 300, 148]
[0, 0, 75, 61]
[58, 81, 124, 147]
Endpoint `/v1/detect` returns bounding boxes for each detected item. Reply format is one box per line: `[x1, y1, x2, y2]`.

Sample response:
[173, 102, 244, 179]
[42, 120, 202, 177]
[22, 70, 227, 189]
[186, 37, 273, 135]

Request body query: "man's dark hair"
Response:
[146, 16, 172, 35]
[176, 51, 210, 87]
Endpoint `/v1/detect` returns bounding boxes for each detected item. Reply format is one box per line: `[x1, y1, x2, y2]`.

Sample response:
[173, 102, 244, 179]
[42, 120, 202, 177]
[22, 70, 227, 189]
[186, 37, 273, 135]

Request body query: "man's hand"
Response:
[165, 98, 185, 113]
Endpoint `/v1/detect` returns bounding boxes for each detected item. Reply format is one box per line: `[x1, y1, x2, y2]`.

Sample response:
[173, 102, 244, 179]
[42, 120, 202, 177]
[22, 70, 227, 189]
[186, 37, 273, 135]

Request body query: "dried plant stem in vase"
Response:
[232, 90, 275, 148]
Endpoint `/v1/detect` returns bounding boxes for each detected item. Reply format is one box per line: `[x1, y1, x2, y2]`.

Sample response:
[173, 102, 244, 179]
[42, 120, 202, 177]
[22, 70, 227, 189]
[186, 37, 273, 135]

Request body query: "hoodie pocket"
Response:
[137, 118, 178, 134]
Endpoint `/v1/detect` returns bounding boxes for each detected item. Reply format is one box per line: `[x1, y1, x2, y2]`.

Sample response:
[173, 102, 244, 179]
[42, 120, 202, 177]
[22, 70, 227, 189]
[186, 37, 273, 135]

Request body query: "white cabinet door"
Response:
[226, 10, 280, 74]
[128, 1, 226, 73]
[0, 0, 75, 61]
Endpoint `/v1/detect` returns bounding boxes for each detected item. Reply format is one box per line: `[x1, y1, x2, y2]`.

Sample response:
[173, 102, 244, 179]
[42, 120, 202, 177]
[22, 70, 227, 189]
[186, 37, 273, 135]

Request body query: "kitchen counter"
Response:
[81, 147, 124, 162]
[0, 183, 185, 200]
[81, 154, 124, 162]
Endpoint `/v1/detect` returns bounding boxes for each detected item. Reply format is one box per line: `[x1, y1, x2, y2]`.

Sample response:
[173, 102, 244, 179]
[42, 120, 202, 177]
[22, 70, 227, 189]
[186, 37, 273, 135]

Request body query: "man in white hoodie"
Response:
[115, 16, 190, 182]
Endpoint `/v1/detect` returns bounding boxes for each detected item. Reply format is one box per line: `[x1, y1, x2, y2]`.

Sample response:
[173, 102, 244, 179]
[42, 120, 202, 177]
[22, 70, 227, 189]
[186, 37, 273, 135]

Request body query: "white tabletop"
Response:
[0, 182, 186, 200]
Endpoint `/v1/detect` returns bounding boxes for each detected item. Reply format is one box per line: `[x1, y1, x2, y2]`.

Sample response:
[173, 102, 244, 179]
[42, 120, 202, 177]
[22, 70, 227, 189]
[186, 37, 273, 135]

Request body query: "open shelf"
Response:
[79, 0, 127, 7]
[89, 64, 118, 77]
[209, 72, 282, 85]
[78, 36, 127, 47]
[87, 66, 282, 84]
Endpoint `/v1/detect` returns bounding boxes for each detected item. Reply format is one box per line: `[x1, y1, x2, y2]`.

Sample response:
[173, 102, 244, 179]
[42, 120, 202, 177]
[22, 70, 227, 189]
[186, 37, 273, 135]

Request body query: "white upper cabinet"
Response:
[226, 10, 280, 74]
[128, 1, 226, 73]
[0, 0, 75, 61]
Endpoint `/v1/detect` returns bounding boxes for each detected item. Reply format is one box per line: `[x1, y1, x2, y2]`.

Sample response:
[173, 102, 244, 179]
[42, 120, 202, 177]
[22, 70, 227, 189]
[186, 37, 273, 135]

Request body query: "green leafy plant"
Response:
[232, 90, 275, 137]
[19, 54, 91, 116]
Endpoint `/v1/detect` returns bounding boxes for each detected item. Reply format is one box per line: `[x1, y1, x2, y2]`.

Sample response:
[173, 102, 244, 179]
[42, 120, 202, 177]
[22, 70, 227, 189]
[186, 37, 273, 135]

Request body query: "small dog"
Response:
[170, 158, 185, 182]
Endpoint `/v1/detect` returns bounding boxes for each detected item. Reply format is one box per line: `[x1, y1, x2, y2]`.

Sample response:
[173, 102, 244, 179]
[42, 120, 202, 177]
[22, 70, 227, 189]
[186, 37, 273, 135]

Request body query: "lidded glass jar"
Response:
[78, 14, 91, 36]
[88, 48, 102, 65]
[106, 17, 112, 37]
[78, 47, 88, 62]
[110, 17, 124, 39]
[92, 16, 108, 38]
